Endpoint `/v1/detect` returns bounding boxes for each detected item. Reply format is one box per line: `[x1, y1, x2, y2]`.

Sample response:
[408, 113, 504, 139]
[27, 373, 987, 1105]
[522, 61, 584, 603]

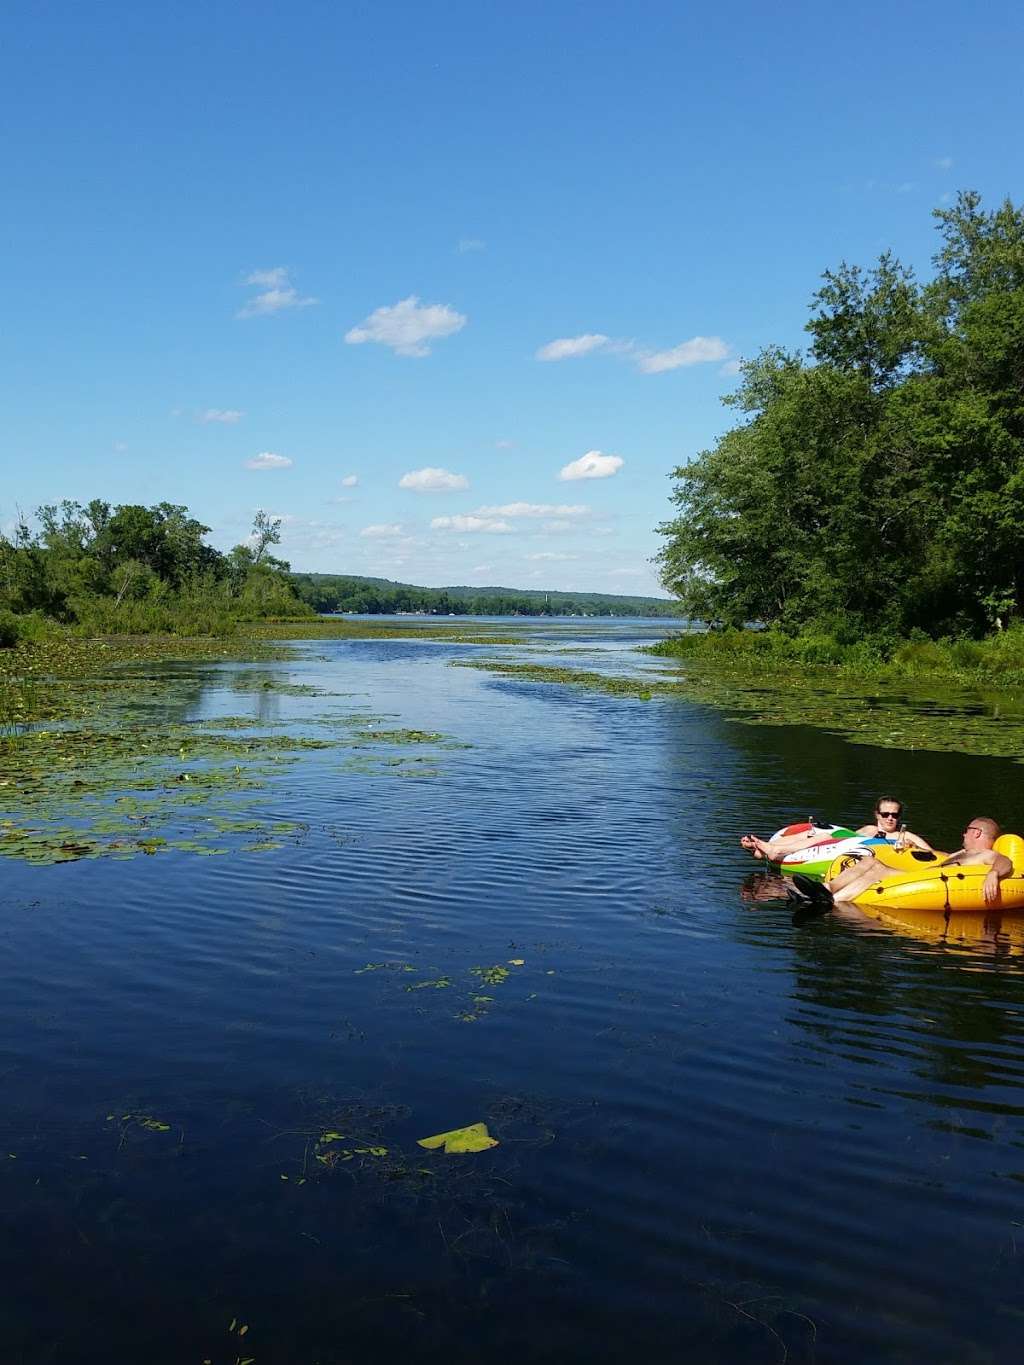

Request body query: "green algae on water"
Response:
[453, 658, 1024, 762]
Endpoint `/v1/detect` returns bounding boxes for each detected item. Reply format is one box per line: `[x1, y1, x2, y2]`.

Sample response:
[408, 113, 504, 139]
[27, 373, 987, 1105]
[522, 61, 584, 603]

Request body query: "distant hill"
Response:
[290, 572, 680, 618]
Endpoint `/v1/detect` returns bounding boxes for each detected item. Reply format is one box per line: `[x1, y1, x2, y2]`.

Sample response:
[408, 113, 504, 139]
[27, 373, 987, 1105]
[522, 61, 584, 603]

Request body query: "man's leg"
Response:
[830, 859, 900, 904]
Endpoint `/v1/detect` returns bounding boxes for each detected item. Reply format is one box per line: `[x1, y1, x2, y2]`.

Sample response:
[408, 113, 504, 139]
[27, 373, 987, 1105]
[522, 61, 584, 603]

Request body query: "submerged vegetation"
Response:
[0, 642, 470, 865]
[455, 656, 1024, 761]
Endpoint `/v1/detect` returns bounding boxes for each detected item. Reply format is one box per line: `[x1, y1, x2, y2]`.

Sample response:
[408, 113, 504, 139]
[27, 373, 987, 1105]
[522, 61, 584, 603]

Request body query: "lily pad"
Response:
[417, 1122, 499, 1155]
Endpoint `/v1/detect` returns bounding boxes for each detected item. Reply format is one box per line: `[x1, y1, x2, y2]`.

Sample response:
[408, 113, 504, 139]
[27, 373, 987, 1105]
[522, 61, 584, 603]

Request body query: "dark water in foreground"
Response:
[4, 621, 1024, 1365]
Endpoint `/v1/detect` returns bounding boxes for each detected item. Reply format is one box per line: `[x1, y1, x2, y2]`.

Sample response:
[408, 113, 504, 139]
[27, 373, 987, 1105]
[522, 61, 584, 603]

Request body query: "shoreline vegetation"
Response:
[453, 653, 1024, 762]
[655, 192, 1024, 670]
[646, 625, 1024, 691]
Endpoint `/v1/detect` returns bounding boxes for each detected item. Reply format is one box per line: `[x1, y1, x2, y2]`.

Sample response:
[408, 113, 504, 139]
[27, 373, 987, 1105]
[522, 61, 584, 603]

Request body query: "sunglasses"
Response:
[876, 810, 902, 819]
[963, 826, 984, 836]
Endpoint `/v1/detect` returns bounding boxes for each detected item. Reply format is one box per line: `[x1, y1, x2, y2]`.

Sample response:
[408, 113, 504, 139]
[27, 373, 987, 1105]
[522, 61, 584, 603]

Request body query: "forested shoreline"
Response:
[290, 572, 677, 617]
[657, 191, 1024, 669]
[0, 502, 675, 650]
[0, 502, 311, 644]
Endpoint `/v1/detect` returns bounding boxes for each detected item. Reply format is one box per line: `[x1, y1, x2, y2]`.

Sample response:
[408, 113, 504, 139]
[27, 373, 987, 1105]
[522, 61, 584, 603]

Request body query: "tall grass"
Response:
[648, 624, 1024, 688]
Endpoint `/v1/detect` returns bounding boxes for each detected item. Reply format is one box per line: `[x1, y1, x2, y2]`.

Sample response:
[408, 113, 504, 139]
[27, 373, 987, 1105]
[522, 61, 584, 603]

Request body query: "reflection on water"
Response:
[2, 622, 1024, 1364]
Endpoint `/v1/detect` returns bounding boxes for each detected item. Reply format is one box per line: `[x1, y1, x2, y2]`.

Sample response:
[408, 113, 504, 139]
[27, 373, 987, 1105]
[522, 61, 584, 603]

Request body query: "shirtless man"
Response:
[792, 816, 1011, 907]
[740, 797, 931, 861]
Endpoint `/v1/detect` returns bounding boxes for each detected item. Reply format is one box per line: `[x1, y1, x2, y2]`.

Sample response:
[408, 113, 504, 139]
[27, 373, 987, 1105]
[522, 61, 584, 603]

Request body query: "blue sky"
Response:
[3, 0, 1022, 596]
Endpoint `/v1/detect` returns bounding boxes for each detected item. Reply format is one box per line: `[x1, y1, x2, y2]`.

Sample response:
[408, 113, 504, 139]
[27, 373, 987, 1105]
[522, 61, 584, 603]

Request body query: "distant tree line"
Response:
[290, 573, 678, 617]
[0, 501, 310, 641]
[658, 192, 1024, 641]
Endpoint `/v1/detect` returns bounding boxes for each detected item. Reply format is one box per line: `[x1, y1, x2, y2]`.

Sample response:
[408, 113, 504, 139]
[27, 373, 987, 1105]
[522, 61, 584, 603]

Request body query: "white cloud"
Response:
[245, 452, 293, 470]
[399, 466, 470, 493]
[345, 295, 467, 357]
[430, 515, 512, 534]
[458, 237, 485, 253]
[341, 474, 359, 487]
[636, 336, 729, 374]
[537, 330, 732, 376]
[474, 502, 589, 519]
[896, 181, 917, 194]
[360, 523, 405, 538]
[719, 359, 742, 377]
[606, 567, 643, 578]
[541, 519, 573, 533]
[559, 450, 623, 481]
[527, 552, 576, 561]
[934, 156, 954, 170]
[471, 564, 493, 574]
[536, 333, 612, 362]
[199, 408, 243, 424]
[237, 267, 317, 319]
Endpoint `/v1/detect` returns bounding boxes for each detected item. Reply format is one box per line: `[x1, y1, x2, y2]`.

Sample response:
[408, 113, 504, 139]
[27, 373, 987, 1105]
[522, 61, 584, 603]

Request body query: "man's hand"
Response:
[984, 867, 1002, 904]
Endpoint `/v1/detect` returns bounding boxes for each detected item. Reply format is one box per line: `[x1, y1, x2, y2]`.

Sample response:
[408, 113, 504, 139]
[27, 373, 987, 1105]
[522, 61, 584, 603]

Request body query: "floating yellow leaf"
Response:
[417, 1122, 498, 1154]
[508, 959, 525, 966]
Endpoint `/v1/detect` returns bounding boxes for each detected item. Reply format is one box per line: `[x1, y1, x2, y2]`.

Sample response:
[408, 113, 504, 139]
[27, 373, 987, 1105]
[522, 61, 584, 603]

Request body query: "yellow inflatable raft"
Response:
[830, 834, 1024, 913]
[827, 844, 950, 877]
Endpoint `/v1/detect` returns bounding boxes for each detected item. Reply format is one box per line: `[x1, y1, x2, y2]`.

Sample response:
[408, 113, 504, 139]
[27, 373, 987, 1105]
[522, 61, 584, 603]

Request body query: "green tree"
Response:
[658, 192, 1024, 637]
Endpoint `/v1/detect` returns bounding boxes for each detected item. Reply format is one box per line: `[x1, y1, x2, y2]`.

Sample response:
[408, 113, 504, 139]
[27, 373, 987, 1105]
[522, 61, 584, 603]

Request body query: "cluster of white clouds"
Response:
[243, 454, 625, 485]
[231, 266, 732, 379]
[237, 267, 318, 319]
[345, 296, 467, 358]
[537, 332, 729, 374]
[221, 257, 703, 594]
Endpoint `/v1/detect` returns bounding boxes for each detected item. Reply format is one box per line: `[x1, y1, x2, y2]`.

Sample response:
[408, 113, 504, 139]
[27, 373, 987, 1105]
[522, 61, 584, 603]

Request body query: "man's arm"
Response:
[978, 850, 1013, 904]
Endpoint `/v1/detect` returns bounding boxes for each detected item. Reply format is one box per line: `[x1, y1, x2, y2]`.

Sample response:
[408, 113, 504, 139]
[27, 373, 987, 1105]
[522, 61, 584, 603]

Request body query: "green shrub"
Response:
[891, 638, 949, 672]
[0, 610, 20, 648]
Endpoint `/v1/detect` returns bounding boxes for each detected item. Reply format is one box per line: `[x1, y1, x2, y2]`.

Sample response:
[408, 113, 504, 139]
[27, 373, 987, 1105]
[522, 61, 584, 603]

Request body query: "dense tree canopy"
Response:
[0, 504, 309, 637]
[657, 193, 1024, 638]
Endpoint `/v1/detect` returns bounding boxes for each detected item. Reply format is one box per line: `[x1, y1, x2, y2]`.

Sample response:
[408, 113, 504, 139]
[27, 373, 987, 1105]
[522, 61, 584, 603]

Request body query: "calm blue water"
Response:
[3, 621, 1024, 1364]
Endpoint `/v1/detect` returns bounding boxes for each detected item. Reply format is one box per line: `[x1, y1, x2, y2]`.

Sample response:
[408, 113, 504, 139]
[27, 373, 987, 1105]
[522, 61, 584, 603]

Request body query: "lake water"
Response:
[4, 619, 1024, 1364]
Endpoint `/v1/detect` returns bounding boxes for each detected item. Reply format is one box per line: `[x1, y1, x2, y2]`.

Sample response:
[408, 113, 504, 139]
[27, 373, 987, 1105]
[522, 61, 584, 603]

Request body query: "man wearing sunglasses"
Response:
[793, 816, 1011, 907]
[741, 797, 930, 861]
